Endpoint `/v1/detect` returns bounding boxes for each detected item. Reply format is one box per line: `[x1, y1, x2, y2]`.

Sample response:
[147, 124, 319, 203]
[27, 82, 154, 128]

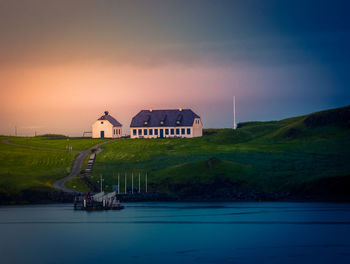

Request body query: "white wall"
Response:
[130, 119, 202, 139]
[193, 118, 203, 137]
[92, 120, 123, 138]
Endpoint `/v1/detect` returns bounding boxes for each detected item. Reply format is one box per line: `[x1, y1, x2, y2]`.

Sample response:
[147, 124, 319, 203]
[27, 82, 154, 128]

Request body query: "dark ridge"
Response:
[37, 134, 68, 139]
[304, 106, 350, 128]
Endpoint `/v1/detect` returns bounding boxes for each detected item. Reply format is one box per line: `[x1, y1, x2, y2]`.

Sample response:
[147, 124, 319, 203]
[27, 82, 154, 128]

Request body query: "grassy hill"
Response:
[0, 136, 106, 203]
[0, 106, 349, 203]
[87, 105, 350, 199]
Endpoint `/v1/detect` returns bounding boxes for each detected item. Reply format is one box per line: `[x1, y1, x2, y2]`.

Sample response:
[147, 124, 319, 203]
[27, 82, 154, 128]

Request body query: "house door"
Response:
[100, 131, 105, 138]
[160, 129, 163, 138]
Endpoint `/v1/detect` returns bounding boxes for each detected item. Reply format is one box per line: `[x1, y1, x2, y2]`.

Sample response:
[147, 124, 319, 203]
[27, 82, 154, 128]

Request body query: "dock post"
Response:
[146, 172, 148, 193]
[125, 172, 127, 194]
[138, 172, 140, 193]
[100, 175, 103, 192]
[132, 173, 134, 194]
[118, 173, 120, 194]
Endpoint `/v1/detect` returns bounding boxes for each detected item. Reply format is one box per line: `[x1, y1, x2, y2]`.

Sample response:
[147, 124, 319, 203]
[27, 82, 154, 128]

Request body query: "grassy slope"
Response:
[89, 105, 350, 197]
[0, 136, 106, 197]
[65, 154, 91, 193]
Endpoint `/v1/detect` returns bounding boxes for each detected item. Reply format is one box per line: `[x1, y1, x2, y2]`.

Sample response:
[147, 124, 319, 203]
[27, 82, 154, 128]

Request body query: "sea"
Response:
[0, 202, 350, 264]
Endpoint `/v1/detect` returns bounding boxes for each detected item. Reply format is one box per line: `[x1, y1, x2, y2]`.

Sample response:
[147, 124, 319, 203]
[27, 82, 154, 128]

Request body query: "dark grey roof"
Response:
[98, 112, 122, 127]
[130, 109, 200, 127]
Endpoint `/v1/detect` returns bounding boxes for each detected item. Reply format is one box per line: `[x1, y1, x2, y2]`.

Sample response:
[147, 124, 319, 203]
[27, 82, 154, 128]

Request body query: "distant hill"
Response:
[37, 134, 69, 139]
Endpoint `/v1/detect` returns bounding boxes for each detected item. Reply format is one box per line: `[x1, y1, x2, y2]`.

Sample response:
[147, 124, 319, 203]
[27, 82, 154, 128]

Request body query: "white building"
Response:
[130, 108, 202, 139]
[92, 111, 123, 138]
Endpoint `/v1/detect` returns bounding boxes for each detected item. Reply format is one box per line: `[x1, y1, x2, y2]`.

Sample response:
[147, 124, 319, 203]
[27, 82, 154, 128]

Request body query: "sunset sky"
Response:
[0, 0, 349, 136]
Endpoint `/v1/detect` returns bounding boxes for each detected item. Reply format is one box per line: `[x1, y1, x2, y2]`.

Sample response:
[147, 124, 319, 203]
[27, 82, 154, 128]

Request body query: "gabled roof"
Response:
[130, 109, 200, 127]
[97, 111, 122, 127]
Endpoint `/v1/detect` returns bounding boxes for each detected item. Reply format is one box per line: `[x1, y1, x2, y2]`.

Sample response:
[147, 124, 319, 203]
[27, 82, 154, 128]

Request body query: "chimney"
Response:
[104, 111, 109, 115]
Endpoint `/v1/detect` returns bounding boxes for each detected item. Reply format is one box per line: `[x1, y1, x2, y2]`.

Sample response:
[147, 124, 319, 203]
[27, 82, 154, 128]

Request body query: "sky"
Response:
[0, 0, 349, 136]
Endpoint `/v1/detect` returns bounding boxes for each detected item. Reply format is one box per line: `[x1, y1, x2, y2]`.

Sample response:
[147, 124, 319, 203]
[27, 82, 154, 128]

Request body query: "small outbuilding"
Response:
[92, 111, 122, 138]
[130, 108, 202, 139]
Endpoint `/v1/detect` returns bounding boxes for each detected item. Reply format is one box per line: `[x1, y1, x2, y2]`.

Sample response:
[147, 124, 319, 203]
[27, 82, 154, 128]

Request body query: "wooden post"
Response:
[125, 172, 127, 194]
[138, 172, 141, 193]
[118, 173, 120, 194]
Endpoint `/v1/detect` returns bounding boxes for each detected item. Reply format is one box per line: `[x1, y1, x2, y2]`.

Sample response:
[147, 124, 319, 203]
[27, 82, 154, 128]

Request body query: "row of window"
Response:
[114, 128, 121, 135]
[133, 128, 191, 136]
[195, 119, 200, 124]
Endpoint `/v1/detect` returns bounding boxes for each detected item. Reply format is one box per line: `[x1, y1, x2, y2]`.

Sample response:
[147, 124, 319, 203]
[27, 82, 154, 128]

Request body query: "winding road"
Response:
[53, 141, 112, 193]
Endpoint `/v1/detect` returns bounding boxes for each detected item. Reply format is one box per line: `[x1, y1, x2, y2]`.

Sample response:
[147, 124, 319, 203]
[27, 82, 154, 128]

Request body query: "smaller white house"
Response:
[92, 111, 123, 138]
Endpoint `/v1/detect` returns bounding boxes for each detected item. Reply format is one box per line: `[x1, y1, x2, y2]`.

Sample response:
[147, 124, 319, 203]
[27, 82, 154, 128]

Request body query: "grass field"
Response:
[87, 105, 350, 196]
[0, 136, 106, 199]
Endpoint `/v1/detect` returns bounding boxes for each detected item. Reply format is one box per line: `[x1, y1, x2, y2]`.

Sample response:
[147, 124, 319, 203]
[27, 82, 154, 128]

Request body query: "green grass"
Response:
[89, 105, 350, 196]
[4, 135, 106, 151]
[0, 141, 76, 194]
[0, 136, 107, 196]
[65, 176, 91, 193]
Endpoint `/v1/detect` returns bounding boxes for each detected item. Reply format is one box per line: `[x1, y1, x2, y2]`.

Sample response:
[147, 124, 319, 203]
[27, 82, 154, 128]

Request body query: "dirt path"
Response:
[53, 141, 112, 193]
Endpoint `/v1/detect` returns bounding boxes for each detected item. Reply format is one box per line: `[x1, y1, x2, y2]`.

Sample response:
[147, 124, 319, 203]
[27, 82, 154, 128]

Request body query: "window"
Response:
[149, 129, 153, 135]
[165, 129, 169, 135]
[187, 128, 191, 135]
[138, 129, 142, 135]
[170, 128, 174, 135]
[181, 128, 185, 135]
[133, 129, 137, 136]
[154, 129, 158, 135]
[119, 129, 121, 135]
[176, 128, 180, 135]
[144, 129, 148, 135]
[101, 121, 104, 124]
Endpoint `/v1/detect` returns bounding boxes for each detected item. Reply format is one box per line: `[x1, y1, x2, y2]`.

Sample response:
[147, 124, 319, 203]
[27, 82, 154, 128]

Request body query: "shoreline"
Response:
[1, 190, 350, 205]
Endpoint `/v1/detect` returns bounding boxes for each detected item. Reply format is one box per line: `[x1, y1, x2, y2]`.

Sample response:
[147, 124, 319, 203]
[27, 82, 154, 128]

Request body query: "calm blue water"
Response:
[1, 202, 350, 264]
